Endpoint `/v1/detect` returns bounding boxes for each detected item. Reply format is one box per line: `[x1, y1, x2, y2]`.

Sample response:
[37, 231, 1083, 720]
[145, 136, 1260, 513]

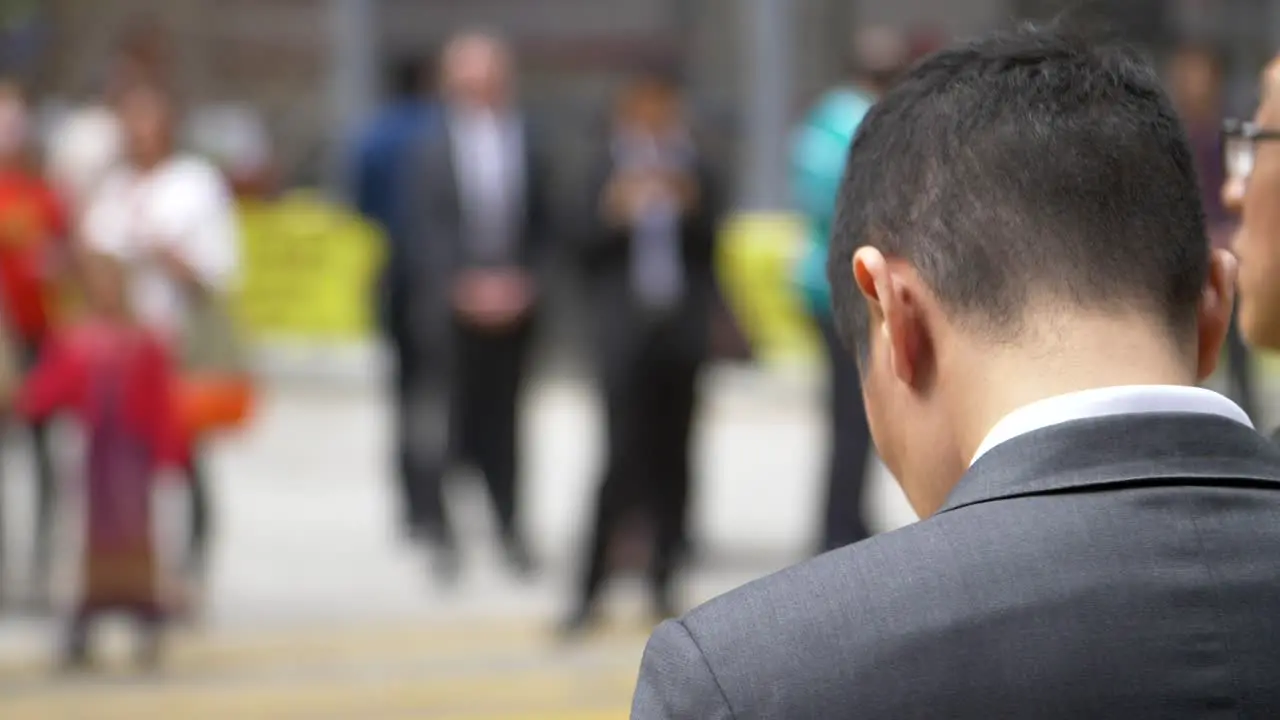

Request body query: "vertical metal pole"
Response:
[741, 0, 793, 211]
[327, 0, 377, 195]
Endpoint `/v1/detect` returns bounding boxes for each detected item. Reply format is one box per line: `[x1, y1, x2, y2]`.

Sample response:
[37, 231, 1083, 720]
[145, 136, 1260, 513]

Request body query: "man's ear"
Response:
[853, 248, 926, 386]
[1197, 248, 1237, 382]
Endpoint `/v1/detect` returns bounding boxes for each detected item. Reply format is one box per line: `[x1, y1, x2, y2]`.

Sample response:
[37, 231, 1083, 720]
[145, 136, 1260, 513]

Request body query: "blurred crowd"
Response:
[0, 22, 249, 668]
[0, 12, 1264, 678]
[346, 20, 1263, 644]
[347, 27, 945, 637]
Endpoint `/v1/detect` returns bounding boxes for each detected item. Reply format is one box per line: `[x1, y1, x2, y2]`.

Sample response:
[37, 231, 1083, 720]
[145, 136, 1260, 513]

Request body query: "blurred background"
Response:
[0, 0, 1275, 717]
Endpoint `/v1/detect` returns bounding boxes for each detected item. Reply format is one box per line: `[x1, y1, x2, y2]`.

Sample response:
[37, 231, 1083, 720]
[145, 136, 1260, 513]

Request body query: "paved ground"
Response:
[0, 363, 916, 719]
[0, 354, 1267, 718]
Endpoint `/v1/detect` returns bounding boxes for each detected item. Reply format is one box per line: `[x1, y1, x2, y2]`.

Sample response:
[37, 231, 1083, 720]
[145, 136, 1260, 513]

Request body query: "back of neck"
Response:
[948, 315, 1197, 464]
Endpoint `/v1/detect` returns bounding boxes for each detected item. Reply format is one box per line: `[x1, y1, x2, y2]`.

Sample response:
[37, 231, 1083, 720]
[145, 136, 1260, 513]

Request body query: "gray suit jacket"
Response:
[633, 413, 1280, 719]
[398, 113, 552, 359]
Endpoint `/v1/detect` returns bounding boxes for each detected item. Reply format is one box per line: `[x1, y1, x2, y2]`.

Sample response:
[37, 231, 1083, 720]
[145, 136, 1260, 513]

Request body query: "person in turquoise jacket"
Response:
[792, 89, 874, 318]
[791, 27, 908, 551]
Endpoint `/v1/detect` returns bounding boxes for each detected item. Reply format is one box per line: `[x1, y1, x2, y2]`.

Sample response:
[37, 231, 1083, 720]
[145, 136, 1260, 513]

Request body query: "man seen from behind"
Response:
[633, 26, 1280, 719]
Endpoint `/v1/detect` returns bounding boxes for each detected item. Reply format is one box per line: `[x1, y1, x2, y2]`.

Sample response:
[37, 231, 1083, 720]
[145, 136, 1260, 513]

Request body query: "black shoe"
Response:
[557, 606, 598, 640]
[136, 625, 164, 672]
[430, 543, 462, 587]
[502, 537, 537, 580]
[58, 642, 92, 675]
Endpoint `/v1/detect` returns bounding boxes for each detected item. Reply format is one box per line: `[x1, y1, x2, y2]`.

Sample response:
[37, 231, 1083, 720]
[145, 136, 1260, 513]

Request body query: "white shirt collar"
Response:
[971, 385, 1254, 466]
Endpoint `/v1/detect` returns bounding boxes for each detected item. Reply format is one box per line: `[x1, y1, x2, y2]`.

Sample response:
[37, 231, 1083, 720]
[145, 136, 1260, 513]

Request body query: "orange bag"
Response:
[176, 374, 255, 436]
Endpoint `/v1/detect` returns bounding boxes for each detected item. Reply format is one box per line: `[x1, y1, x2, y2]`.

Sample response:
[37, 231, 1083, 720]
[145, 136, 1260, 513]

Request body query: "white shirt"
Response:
[83, 154, 240, 337]
[449, 108, 525, 262]
[971, 385, 1254, 466]
[45, 104, 123, 217]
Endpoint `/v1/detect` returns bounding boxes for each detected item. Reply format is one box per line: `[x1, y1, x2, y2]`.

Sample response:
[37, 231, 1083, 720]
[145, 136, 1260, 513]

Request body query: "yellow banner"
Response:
[234, 192, 384, 341]
[716, 212, 819, 365]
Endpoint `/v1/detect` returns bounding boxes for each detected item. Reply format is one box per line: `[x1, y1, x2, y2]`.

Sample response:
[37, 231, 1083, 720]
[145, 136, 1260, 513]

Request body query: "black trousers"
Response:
[449, 320, 532, 540]
[401, 319, 532, 544]
[818, 316, 874, 552]
[186, 449, 211, 578]
[392, 325, 428, 532]
[576, 315, 700, 612]
[12, 339, 56, 598]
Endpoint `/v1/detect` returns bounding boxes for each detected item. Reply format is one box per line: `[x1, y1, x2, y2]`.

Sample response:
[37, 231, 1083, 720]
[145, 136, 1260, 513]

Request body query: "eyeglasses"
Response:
[1222, 119, 1280, 183]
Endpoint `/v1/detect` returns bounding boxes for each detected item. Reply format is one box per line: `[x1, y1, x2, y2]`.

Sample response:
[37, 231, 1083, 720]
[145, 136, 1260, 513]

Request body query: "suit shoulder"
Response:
[666, 529, 914, 712]
[685, 524, 918, 626]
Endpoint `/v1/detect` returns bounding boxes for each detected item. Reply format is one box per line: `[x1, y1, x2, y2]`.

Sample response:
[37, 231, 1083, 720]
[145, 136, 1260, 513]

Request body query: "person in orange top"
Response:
[0, 81, 69, 607]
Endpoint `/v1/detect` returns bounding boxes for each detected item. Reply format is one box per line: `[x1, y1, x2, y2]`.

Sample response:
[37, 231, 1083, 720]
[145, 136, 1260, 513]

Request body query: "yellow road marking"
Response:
[0, 617, 651, 719]
[0, 618, 652, 679]
[0, 670, 638, 719]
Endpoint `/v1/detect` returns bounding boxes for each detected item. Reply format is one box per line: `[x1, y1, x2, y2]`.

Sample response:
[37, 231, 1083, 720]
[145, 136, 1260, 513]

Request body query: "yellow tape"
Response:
[234, 193, 384, 341]
[716, 212, 819, 365]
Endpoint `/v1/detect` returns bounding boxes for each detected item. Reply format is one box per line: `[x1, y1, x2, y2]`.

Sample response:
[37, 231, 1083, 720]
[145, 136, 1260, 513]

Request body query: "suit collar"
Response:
[939, 413, 1280, 515]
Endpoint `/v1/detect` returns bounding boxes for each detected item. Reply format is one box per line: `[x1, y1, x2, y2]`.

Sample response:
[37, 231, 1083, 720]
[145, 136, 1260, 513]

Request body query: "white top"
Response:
[45, 104, 124, 216]
[449, 108, 525, 261]
[971, 385, 1254, 466]
[83, 154, 240, 336]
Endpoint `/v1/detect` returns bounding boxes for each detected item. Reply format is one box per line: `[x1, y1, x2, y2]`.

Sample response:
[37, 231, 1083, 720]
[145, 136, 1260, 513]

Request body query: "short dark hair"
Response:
[829, 26, 1208, 365]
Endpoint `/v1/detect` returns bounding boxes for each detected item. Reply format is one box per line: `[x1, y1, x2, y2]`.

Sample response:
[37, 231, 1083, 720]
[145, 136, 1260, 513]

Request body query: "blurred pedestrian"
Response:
[1170, 41, 1256, 421]
[1223, 56, 1280, 385]
[348, 55, 442, 542]
[564, 72, 722, 634]
[18, 253, 181, 671]
[46, 15, 170, 222]
[400, 32, 552, 582]
[81, 84, 239, 600]
[0, 81, 69, 607]
[792, 27, 907, 552]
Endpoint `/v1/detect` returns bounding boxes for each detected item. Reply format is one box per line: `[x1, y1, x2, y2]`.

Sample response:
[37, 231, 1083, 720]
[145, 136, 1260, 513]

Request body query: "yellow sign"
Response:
[234, 192, 384, 341]
[716, 212, 819, 365]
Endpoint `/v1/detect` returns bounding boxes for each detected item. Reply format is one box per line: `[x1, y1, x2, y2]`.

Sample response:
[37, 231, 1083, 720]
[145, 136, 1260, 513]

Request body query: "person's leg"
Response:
[564, 360, 640, 635]
[29, 418, 55, 606]
[563, 462, 624, 634]
[393, 331, 426, 537]
[185, 450, 212, 580]
[404, 353, 458, 582]
[1226, 307, 1258, 422]
[646, 360, 698, 619]
[0, 444, 5, 606]
[469, 323, 534, 573]
[818, 316, 874, 552]
[18, 339, 55, 606]
[61, 604, 95, 670]
[133, 602, 166, 670]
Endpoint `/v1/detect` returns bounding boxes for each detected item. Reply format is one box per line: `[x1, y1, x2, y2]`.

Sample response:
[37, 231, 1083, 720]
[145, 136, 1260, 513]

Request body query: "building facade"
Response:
[34, 0, 1280, 192]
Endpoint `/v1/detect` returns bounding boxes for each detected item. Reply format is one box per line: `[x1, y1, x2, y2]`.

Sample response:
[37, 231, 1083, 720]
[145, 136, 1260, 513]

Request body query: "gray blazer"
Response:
[633, 413, 1280, 719]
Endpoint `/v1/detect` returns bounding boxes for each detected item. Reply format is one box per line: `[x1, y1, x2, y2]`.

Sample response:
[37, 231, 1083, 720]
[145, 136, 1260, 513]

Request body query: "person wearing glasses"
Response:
[1223, 58, 1280, 370]
[1170, 43, 1256, 421]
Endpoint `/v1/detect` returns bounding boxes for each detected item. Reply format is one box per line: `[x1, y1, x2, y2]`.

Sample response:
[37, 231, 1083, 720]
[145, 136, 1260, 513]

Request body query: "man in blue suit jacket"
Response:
[352, 57, 440, 337]
[349, 55, 440, 539]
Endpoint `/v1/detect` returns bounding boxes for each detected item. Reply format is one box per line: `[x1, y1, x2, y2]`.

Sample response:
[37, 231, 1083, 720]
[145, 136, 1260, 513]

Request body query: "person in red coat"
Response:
[17, 253, 182, 670]
[0, 81, 70, 605]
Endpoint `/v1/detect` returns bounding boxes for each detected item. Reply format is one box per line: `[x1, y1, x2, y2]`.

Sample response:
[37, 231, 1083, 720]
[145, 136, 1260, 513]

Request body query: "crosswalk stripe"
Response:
[0, 618, 652, 678]
[1, 671, 638, 719]
[0, 618, 650, 719]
